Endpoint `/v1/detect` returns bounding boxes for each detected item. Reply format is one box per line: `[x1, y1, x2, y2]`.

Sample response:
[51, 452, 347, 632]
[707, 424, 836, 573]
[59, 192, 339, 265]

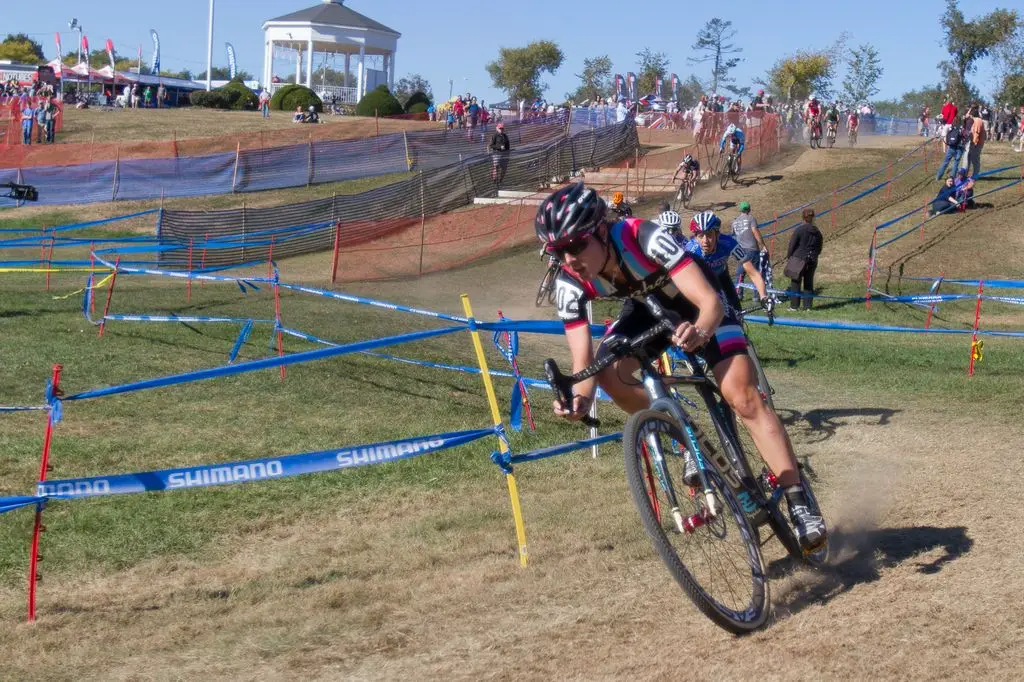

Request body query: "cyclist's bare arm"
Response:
[556, 323, 598, 419]
[668, 262, 726, 350]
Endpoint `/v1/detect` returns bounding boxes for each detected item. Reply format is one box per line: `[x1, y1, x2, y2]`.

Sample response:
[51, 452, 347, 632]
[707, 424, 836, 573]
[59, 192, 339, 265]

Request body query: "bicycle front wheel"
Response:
[624, 410, 769, 633]
[719, 165, 730, 189]
[535, 265, 557, 307]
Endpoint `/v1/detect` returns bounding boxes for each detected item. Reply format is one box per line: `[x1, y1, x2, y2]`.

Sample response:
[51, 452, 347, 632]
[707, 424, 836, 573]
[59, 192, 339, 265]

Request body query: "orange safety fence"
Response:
[332, 198, 537, 282]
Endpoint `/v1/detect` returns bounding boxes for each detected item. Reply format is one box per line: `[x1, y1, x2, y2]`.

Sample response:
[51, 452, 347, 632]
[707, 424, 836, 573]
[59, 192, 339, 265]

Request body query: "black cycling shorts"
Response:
[596, 298, 748, 370]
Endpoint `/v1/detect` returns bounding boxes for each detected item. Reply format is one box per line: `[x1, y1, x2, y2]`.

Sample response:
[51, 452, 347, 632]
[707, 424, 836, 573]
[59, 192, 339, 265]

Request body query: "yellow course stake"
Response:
[460, 293, 529, 567]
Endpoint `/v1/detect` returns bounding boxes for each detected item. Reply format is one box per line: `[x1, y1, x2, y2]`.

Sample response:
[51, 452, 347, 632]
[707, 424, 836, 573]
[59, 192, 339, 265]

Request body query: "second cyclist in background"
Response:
[608, 191, 633, 219]
[719, 124, 745, 173]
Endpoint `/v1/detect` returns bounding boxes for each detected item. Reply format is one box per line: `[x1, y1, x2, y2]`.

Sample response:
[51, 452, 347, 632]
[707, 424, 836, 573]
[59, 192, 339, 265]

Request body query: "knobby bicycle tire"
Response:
[623, 410, 769, 634]
[719, 162, 730, 190]
[746, 342, 776, 412]
[535, 265, 558, 307]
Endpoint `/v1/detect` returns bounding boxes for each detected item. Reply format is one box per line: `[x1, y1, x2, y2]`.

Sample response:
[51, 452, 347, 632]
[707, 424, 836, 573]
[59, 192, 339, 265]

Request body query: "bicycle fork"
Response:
[642, 377, 722, 534]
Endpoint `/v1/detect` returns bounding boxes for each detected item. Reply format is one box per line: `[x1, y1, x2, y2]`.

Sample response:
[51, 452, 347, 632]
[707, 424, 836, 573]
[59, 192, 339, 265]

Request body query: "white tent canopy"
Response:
[261, 0, 401, 104]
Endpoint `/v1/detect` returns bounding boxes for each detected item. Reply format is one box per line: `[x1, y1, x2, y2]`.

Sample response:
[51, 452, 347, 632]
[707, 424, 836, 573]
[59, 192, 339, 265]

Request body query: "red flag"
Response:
[55, 32, 63, 62]
[81, 35, 89, 59]
[105, 39, 115, 70]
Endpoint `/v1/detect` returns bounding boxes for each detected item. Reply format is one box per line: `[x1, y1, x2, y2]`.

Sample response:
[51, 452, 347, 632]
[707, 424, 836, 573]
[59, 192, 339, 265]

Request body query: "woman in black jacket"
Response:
[786, 208, 823, 310]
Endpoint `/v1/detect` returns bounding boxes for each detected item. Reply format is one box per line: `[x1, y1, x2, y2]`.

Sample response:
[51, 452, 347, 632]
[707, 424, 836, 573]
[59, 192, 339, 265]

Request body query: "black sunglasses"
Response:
[548, 234, 592, 259]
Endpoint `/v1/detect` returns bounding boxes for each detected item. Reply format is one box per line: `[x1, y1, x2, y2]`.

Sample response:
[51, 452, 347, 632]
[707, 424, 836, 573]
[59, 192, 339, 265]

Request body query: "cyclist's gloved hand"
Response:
[553, 394, 592, 421]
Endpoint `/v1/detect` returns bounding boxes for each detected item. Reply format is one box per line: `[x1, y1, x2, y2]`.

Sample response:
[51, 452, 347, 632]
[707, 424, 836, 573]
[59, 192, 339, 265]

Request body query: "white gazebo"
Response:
[262, 0, 400, 104]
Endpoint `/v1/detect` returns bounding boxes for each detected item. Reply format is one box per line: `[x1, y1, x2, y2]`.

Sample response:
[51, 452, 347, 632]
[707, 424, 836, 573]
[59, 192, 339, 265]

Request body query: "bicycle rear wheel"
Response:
[624, 410, 769, 633]
[719, 164, 730, 189]
[681, 181, 693, 209]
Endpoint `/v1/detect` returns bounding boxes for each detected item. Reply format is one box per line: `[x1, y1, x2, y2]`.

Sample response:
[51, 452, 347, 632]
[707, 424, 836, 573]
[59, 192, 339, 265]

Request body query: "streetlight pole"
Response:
[206, 0, 215, 91]
[448, 78, 453, 100]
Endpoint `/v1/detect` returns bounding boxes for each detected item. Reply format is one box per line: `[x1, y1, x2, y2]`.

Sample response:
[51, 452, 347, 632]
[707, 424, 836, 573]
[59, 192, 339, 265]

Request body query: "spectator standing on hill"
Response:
[20, 101, 34, 145]
[967, 108, 986, 177]
[489, 122, 511, 188]
[43, 99, 56, 143]
[259, 88, 271, 118]
[919, 105, 931, 136]
[143, 85, 153, 108]
[940, 97, 958, 145]
[132, 82, 142, 109]
[157, 83, 167, 108]
[785, 208, 823, 311]
[34, 100, 47, 143]
[936, 119, 966, 180]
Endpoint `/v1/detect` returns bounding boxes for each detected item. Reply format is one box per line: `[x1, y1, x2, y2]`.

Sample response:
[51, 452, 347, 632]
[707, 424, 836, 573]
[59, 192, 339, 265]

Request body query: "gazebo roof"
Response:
[267, 0, 400, 36]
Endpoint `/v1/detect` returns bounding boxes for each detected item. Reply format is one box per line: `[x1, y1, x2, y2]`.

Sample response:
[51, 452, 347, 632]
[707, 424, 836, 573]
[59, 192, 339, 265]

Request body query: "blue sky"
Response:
[6, 0, 1006, 101]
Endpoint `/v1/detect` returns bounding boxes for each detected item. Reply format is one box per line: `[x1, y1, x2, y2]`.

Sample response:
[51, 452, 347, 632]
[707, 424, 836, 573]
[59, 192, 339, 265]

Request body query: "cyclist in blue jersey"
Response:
[684, 210, 768, 308]
[719, 124, 745, 171]
[536, 183, 826, 550]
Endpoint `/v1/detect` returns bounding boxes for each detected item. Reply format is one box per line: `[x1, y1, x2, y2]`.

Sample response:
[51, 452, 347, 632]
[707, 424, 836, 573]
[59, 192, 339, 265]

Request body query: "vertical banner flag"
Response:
[655, 76, 663, 99]
[671, 74, 679, 100]
[55, 33, 63, 62]
[614, 74, 623, 101]
[105, 39, 116, 70]
[149, 30, 161, 74]
[626, 72, 636, 101]
[225, 43, 237, 80]
[81, 35, 89, 62]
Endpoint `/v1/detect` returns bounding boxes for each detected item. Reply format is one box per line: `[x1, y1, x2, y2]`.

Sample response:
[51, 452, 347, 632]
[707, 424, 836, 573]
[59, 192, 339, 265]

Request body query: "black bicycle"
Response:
[825, 121, 837, 148]
[535, 253, 559, 307]
[545, 296, 827, 633]
[675, 170, 698, 209]
[719, 148, 740, 190]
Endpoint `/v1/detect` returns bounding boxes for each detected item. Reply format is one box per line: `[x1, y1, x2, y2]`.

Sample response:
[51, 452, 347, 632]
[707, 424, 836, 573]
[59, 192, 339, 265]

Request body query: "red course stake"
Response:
[27, 363, 63, 622]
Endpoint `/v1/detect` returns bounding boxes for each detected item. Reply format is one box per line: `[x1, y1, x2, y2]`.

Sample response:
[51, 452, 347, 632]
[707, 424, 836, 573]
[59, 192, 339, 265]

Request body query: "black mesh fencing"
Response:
[158, 118, 640, 268]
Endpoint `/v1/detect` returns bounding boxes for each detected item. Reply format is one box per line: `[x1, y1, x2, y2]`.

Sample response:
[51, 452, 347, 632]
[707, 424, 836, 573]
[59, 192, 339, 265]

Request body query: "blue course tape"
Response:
[104, 315, 276, 324]
[277, 283, 470, 323]
[0, 428, 496, 509]
[746, 315, 1024, 336]
[64, 324, 468, 402]
[505, 433, 623, 467]
[0, 208, 161, 237]
[228, 320, 255, 363]
[0, 405, 49, 412]
[901, 277, 1024, 290]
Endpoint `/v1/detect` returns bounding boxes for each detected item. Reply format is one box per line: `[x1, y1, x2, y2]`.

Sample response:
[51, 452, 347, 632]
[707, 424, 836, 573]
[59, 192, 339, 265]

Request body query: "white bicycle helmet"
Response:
[725, 123, 737, 135]
[658, 210, 681, 230]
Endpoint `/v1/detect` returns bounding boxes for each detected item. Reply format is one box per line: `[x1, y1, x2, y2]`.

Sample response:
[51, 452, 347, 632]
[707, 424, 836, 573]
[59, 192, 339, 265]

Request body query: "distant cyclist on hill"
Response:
[534, 183, 825, 550]
[719, 124, 745, 172]
[671, 153, 701, 187]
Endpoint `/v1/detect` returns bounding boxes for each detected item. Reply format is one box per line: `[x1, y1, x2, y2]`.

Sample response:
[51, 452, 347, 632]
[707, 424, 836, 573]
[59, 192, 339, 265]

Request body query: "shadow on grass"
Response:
[769, 525, 973, 618]
[777, 407, 900, 444]
[736, 174, 784, 188]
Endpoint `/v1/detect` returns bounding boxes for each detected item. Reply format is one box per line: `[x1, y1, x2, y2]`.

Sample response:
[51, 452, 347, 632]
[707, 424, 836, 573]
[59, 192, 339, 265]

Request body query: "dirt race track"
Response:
[2, 135, 1023, 680]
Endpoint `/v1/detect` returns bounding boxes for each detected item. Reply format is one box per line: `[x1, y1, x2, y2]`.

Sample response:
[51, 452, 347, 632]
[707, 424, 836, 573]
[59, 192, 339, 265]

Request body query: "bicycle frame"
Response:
[635, 346, 777, 533]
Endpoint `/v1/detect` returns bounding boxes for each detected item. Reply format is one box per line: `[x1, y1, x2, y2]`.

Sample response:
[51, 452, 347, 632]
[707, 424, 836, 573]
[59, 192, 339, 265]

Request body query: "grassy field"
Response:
[0, 134, 1023, 678]
[55, 107, 434, 145]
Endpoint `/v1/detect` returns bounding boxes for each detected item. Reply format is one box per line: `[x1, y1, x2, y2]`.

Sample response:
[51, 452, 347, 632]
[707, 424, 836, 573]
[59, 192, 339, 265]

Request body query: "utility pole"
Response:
[206, 0, 215, 91]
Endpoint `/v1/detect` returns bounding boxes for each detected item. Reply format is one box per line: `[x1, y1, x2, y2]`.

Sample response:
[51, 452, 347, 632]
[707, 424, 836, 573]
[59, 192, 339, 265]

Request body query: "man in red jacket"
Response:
[940, 98, 958, 146]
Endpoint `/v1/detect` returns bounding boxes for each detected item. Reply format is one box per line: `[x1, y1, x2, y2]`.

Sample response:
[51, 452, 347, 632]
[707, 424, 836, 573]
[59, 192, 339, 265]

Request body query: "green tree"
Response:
[393, 74, 433, 105]
[842, 43, 884, 105]
[0, 33, 45, 64]
[996, 73, 1024, 106]
[196, 66, 254, 81]
[566, 55, 612, 103]
[872, 83, 945, 118]
[687, 18, 742, 95]
[635, 48, 669, 97]
[939, 0, 1019, 105]
[674, 74, 705, 108]
[763, 50, 834, 103]
[160, 69, 193, 80]
[486, 40, 564, 104]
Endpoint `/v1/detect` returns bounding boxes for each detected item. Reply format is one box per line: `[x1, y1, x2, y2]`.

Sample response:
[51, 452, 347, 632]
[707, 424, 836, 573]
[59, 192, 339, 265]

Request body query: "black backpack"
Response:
[945, 126, 963, 148]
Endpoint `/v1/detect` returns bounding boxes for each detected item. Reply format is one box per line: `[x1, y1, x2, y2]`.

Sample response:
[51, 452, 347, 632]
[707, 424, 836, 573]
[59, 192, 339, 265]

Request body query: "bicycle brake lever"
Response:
[544, 358, 601, 429]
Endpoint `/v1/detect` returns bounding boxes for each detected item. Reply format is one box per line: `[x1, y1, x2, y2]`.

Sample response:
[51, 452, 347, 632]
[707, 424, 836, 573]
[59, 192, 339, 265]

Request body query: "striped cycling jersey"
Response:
[553, 217, 726, 329]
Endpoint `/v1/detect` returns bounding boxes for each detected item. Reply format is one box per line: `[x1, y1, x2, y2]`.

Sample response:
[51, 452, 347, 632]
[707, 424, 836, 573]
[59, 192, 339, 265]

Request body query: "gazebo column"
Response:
[344, 53, 350, 88]
[388, 48, 396, 90]
[263, 40, 272, 89]
[356, 43, 365, 100]
[305, 39, 314, 88]
[295, 47, 301, 84]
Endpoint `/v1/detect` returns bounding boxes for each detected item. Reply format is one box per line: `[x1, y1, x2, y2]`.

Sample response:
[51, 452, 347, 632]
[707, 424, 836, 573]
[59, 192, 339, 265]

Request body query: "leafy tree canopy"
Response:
[0, 33, 45, 64]
[486, 40, 564, 104]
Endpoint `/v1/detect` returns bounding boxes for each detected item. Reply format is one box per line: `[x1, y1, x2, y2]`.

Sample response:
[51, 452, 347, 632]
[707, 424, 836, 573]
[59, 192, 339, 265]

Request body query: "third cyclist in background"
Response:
[719, 124, 745, 172]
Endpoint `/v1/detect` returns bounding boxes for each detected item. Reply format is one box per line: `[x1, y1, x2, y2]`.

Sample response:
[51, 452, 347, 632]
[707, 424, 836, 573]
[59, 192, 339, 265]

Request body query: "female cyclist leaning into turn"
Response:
[537, 183, 825, 550]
